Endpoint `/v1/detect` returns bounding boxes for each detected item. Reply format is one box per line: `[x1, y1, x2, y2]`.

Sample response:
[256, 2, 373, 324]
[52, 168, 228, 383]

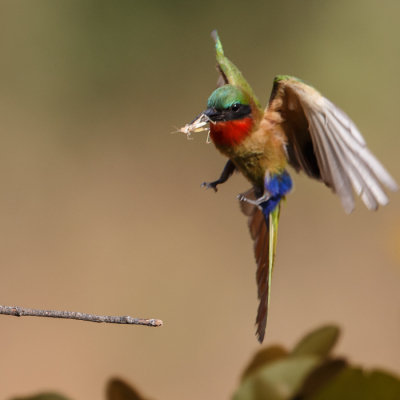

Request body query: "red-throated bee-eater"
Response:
[185, 31, 398, 343]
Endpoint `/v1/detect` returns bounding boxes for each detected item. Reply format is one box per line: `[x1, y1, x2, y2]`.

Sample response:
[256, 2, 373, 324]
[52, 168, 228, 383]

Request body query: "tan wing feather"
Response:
[265, 76, 398, 213]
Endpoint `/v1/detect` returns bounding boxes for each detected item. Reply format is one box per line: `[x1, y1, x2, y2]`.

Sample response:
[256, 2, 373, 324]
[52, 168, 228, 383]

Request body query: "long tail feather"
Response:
[239, 187, 283, 343]
[269, 203, 280, 279]
[256, 202, 281, 343]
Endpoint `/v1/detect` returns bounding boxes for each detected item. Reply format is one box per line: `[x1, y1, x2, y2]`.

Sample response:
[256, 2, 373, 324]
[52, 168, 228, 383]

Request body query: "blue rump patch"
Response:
[260, 170, 292, 220]
[264, 170, 293, 197]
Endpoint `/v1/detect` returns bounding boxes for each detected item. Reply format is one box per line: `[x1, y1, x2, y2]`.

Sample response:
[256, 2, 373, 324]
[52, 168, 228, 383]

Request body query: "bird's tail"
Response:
[239, 171, 292, 342]
[256, 198, 282, 342]
[267, 201, 281, 281]
[239, 189, 283, 343]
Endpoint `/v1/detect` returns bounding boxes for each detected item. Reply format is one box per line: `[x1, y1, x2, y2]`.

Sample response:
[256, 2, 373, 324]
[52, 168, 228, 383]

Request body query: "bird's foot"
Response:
[236, 193, 270, 206]
[201, 181, 219, 192]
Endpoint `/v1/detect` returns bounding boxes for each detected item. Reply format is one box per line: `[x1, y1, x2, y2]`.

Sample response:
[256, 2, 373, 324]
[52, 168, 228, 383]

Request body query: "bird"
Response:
[187, 30, 398, 343]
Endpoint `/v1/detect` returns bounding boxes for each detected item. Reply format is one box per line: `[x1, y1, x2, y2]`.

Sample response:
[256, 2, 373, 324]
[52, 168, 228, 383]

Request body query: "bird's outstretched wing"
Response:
[215, 63, 228, 88]
[239, 188, 280, 343]
[264, 75, 398, 213]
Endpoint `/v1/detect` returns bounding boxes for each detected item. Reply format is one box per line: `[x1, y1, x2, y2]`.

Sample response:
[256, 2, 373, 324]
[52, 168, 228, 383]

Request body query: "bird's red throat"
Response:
[210, 117, 253, 148]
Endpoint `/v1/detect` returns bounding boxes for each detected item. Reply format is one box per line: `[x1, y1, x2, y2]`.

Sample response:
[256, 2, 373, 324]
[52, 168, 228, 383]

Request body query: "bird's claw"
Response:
[236, 194, 249, 202]
[201, 182, 218, 192]
[236, 194, 270, 206]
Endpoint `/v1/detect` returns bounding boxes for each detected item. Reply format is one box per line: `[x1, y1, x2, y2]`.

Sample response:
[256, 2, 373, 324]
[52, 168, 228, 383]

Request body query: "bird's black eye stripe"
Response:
[231, 103, 240, 112]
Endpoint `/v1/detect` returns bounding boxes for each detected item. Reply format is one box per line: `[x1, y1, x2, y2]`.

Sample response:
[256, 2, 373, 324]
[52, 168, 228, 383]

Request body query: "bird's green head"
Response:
[207, 85, 250, 109]
[203, 85, 253, 122]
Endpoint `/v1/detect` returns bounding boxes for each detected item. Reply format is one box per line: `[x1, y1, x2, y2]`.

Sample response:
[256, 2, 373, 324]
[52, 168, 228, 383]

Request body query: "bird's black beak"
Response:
[203, 107, 223, 121]
[190, 107, 223, 124]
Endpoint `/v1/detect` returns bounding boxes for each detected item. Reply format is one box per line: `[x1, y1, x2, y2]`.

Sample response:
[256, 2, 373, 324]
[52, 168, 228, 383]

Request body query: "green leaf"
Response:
[234, 355, 320, 400]
[307, 367, 400, 400]
[241, 345, 288, 381]
[11, 394, 70, 400]
[106, 378, 148, 400]
[234, 374, 284, 400]
[292, 326, 339, 358]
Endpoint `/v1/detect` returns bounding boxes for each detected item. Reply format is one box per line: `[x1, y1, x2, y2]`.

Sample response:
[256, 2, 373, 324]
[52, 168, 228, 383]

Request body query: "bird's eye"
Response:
[231, 103, 240, 112]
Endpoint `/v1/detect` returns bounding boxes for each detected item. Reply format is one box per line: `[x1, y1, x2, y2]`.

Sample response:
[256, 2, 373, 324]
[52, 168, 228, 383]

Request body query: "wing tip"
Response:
[386, 179, 399, 193]
[211, 30, 224, 57]
[211, 30, 219, 43]
[273, 74, 291, 83]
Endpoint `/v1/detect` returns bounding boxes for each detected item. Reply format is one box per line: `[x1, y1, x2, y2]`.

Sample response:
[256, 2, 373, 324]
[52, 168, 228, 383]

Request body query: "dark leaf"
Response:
[309, 367, 364, 400]
[292, 358, 348, 399]
[11, 394, 70, 400]
[107, 378, 147, 400]
[363, 370, 400, 400]
[307, 367, 400, 400]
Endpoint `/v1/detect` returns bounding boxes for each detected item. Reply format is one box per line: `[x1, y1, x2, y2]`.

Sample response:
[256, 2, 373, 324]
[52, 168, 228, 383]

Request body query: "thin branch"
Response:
[0, 305, 162, 327]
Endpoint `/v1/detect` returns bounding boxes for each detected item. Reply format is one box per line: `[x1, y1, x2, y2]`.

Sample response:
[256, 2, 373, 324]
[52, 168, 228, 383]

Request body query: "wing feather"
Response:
[310, 110, 355, 212]
[321, 115, 378, 209]
[325, 106, 390, 208]
[215, 64, 229, 88]
[266, 77, 398, 212]
[325, 100, 397, 191]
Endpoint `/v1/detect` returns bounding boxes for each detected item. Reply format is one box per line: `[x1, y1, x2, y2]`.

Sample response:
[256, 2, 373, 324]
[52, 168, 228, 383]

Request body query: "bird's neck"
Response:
[210, 117, 254, 148]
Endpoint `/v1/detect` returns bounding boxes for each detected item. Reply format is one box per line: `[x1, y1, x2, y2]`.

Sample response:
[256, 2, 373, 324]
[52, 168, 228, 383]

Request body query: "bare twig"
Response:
[0, 305, 162, 327]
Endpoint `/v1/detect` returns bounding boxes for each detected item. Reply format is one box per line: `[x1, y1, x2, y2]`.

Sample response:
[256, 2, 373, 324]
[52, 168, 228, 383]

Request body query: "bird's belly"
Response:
[228, 133, 288, 187]
[232, 152, 268, 187]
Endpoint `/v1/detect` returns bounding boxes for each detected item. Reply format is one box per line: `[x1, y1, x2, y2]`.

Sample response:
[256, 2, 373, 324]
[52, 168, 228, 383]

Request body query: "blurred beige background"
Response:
[0, 1, 399, 399]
